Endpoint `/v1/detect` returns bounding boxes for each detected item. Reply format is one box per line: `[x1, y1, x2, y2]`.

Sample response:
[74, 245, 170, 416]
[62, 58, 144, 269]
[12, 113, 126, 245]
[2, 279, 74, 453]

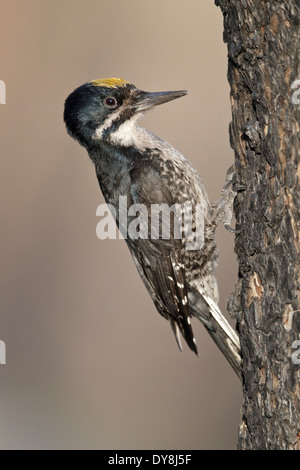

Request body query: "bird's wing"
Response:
[124, 163, 198, 354]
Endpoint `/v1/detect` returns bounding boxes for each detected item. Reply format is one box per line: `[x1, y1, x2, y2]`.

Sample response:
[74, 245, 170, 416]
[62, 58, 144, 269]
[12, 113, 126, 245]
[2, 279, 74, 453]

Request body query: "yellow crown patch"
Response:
[90, 78, 130, 89]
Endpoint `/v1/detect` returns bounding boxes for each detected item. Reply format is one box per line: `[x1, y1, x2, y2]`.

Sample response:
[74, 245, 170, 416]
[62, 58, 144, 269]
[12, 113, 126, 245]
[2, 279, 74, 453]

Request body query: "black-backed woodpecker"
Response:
[64, 78, 241, 377]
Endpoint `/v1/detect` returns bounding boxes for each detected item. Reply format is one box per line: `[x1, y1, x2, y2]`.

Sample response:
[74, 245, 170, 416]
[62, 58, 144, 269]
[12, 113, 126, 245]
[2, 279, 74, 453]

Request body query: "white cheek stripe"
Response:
[94, 108, 155, 151]
[109, 115, 141, 147]
[93, 103, 127, 140]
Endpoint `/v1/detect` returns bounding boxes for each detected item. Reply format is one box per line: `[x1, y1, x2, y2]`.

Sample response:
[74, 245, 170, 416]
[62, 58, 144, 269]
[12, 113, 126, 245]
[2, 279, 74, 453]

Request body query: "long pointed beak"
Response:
[134, 89, 188, 112]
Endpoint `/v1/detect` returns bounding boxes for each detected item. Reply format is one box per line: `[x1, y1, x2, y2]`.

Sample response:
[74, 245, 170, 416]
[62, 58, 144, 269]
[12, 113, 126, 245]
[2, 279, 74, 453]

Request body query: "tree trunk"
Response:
[215, 0, 300, 450]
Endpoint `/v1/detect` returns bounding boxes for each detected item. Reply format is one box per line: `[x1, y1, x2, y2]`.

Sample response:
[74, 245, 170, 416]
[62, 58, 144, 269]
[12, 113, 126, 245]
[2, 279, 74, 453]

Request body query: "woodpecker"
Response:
[64, 78, 241, 377]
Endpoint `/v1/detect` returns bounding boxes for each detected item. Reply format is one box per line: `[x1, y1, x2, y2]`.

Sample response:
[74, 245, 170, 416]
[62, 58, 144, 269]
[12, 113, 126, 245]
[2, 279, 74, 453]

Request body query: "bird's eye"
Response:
[104, 97, 118, 108]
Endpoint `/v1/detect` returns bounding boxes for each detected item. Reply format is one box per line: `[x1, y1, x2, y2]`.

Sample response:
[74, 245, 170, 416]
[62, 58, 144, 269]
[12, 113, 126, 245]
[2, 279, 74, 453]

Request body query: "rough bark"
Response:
[215, 0, 300, 450]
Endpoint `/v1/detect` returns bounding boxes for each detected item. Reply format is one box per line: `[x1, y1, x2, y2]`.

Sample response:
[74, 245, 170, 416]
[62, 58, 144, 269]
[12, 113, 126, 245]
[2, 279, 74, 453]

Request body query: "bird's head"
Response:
[64, 78, 188, 148]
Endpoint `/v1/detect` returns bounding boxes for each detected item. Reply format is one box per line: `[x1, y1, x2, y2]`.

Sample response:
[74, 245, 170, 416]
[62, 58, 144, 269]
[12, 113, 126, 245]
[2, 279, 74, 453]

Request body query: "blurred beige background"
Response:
[0, 0, 241, 449]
